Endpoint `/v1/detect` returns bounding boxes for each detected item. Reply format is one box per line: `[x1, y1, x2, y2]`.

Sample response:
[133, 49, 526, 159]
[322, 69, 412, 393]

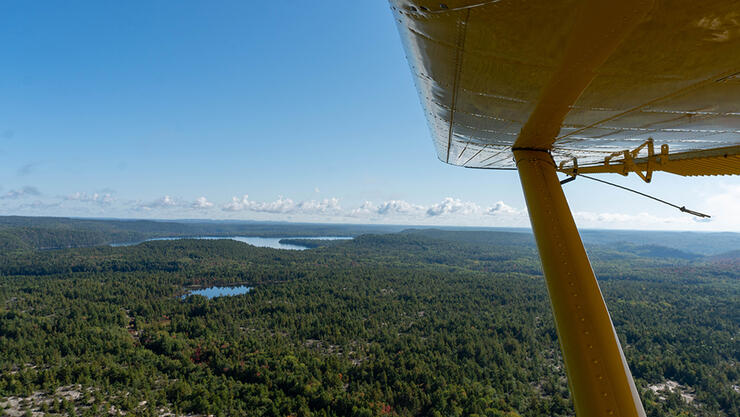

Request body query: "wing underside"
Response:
[391, 0, 740, 174]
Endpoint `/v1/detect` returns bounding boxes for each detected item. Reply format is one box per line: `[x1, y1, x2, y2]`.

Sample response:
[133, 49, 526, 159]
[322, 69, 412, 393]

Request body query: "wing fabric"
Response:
[391, 0, 740, 173]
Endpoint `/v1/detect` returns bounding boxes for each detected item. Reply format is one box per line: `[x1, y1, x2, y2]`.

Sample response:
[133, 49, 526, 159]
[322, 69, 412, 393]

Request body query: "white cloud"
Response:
[297, 198, 341, 213]
[377, 200, 424, 215]
[426, 197, 481, 216]
[6, 183, 730, 231]
[224, 195, 340, 214]
[256, 196, 296, 213]
[223, 195, 250, 212]
[349, 198, 524, 221]
[192, 196, 214, 209]
[350, 201, 374, 217]
[699, 183, 740, 229]
[2, 186, 41, 199]
[349, 200, 424, 217]
[486, 201, 520, 215]
[136, 195, 181, 211]
[154, 195, 178, 207]
[65, 192, 114, 205]
[224, 195, 294, 213]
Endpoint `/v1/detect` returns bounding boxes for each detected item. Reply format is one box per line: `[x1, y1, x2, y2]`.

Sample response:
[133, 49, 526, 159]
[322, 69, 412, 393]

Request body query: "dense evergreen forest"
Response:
[0, 225, 738, 416]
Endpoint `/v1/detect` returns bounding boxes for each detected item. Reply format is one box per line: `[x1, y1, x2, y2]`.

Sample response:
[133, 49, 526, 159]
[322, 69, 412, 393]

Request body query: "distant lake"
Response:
[112, 236, 352, 250]
[182, 285, 252, 299]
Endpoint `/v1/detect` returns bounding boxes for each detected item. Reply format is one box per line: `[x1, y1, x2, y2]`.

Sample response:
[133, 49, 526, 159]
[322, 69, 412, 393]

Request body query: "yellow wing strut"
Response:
[515, 149, 646, 417]
[511, 2, 652, 414]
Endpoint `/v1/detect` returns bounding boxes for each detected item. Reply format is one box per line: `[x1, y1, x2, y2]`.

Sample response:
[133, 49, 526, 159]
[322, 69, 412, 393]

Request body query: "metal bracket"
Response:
[558, 157, 578, 184]
[600, 138, 666, 183]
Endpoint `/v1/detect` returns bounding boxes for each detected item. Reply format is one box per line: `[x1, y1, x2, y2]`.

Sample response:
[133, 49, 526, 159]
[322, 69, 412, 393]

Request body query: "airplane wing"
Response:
[391, 0, 740, 175]
[390, 2, 740, 416]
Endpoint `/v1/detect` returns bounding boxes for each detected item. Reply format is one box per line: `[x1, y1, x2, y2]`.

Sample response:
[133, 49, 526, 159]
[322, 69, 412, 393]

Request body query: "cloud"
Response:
[297, 198, 341, 213]
[136, 195, 181, 211]
[224, 195, 293, 213]
[426, 197, 481, 216]
[255, 196, 295, 213]
[349, 200, 424, 217]
[192, 196, 214, 209]
[223, 195, 249, 212]
[224, 195, 341, 214]
[699, 183, 740, 228]
[377, 200, 423, 215]
[223, 194, 252, 211]
[349, 198, 523, 220]
[487, 201, 520, 215]
[65, 192, 114, 205]
[2, 186, 41, 199]
[350, 201, 375, 217]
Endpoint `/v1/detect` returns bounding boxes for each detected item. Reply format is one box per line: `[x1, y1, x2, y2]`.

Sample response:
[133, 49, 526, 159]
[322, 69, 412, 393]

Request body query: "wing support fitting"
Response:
[558, 142, 740, 180]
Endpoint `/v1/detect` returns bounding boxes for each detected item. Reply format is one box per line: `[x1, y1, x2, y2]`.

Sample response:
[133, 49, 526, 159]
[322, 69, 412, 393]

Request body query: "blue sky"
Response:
[1, 1, 738, 231]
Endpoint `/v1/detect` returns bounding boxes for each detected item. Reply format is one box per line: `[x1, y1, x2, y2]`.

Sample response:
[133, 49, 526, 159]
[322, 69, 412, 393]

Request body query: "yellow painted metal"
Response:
[515, 149, 645, 417]
[558, 144, 740, 178]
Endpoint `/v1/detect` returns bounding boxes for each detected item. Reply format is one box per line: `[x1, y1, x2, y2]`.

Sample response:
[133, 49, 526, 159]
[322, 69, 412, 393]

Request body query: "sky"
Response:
[1, 1, 738, 231]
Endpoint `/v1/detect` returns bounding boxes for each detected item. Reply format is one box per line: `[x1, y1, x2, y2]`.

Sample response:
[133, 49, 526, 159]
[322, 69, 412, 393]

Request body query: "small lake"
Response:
[112, 236, 352, 250]
[182, 285, 252, 299]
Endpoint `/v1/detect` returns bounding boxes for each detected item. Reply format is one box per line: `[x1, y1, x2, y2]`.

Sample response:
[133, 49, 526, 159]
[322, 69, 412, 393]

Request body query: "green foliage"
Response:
[0, 230, 737, 416]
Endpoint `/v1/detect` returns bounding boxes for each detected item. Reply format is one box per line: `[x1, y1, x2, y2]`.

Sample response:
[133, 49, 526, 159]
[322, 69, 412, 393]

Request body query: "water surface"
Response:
[182, 285, 252, 299]
[113, 236, 351, 250]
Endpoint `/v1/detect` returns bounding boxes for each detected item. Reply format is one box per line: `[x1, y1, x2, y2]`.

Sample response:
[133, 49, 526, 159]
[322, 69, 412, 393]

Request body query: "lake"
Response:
[182, 285, 252, 299]
[112, 236, 352, 250]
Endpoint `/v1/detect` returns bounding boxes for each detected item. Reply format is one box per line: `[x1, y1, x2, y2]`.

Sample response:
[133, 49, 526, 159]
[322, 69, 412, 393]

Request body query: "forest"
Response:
[0, 217, 407, 252]
[0, 223, 738, 416]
